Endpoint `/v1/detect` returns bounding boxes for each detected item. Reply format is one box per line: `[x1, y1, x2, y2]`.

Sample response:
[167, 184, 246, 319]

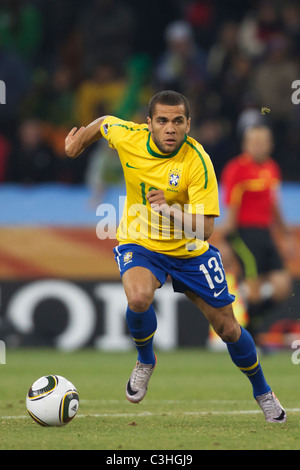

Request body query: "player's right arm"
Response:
[65, 116, 109, 158]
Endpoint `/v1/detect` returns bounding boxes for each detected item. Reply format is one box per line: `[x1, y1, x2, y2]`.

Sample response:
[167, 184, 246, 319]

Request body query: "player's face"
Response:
[147, 104, 191, 154]
[243, 128, 273, 162]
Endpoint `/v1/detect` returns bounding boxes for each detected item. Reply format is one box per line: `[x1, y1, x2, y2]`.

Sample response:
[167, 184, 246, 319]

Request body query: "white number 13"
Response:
[199, 256, 225, 289]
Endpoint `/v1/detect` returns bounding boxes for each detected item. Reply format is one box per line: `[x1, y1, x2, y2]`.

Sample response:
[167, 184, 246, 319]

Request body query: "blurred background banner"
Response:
[0, 0, 300, 351]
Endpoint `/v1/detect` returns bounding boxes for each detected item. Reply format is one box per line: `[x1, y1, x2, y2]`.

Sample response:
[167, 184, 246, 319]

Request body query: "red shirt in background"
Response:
[0, 135, 11, 182]
[221, 153, 281, 228]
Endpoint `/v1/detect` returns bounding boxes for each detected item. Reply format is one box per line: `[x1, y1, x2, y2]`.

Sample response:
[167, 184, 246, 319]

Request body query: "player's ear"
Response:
[147, 116, 152, 132]
[186, 118, 191, 134]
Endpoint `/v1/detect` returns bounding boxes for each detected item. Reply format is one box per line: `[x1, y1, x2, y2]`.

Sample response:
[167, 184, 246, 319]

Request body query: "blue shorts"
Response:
[113, 243, 235, 308]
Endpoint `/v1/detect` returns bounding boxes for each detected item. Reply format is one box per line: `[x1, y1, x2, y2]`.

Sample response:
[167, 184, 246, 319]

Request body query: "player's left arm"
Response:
[271, 196, 295, 260]
[65, 116, 109, 158]
[272, 201, 289, 233]
[147, 189, 215, 240]
[270, 166, 292, 236]
[270, 169, 295, 258]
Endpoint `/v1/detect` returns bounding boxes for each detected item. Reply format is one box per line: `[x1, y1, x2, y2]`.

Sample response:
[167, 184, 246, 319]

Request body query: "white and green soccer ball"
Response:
[26, 375, 79, 427]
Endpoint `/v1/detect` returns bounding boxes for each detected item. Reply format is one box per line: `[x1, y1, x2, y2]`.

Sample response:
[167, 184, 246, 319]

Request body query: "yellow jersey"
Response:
[100, 116, 220, 258]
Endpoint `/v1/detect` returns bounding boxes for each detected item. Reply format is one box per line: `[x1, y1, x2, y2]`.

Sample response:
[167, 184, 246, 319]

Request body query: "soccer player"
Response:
[221, 126, 292, 333]
[65, 91, 286, 423]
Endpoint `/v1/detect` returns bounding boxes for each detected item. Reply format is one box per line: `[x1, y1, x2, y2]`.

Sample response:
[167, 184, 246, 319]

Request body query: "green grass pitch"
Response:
[0, 348, 299, 450]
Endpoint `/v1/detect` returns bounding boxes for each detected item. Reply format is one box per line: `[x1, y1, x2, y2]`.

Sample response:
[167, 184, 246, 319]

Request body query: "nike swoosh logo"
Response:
[126, 162, 139, 169]
[214, 286, 226, 298]
[126, 379, 138, 396]
[274, 410, 286, 421]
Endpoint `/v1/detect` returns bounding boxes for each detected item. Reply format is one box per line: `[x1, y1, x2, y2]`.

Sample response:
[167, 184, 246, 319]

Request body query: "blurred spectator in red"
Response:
[185, 0, 215, 27]
[184, 0, 216, 49]
[0, 134, 11, 182]
[238, 0, 283, 59]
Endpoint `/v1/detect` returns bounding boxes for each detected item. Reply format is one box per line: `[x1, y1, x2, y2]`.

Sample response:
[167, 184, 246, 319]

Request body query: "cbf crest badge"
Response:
[168, 169, 181, 190]
[124, 252, 133, 264]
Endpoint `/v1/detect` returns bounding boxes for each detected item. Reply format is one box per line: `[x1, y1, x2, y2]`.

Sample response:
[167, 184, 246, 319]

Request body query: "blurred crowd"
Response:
[0, 0, 300, 188]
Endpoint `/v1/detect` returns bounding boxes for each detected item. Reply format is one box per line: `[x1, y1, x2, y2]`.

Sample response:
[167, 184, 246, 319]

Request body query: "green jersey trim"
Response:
[146, 133, 187, 159]
[185, 139, 208, 189]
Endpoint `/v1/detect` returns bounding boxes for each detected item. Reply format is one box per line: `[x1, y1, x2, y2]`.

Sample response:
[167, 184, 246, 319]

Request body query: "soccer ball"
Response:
[26, 375, 79, 427]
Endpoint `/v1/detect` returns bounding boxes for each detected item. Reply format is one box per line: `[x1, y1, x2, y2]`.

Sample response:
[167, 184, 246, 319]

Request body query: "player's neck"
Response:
[147, 133, 187, 159]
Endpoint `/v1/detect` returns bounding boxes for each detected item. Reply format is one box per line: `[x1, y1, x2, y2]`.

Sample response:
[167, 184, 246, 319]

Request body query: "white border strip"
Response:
[2, 408, 300, 421]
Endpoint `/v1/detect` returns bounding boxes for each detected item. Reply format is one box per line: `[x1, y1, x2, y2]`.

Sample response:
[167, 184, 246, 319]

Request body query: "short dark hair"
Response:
[148, 90, 190, 120]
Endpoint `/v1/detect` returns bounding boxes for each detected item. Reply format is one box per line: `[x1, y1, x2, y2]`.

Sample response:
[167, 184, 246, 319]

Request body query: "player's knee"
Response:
[215, 319, 240, 343]
[127, 288, 154, 313]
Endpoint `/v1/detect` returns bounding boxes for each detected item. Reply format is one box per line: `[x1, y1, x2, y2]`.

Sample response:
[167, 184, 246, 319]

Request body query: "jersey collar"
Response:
[146, 132, 187, 159]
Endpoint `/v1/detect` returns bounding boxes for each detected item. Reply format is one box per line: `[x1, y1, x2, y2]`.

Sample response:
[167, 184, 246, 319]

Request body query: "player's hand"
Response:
[65, 126, 86, 158]
[147, 189, 169, 214]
